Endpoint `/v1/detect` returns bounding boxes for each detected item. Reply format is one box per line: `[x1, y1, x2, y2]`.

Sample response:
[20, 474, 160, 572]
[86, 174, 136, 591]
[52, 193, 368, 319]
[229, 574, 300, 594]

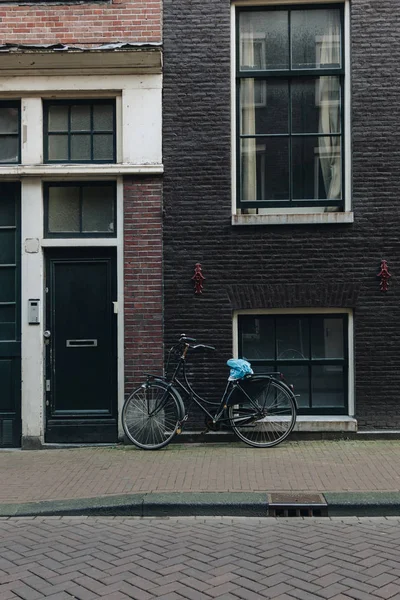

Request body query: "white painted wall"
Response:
[21, 178, 44, 441]
[0, 74, 162, 167]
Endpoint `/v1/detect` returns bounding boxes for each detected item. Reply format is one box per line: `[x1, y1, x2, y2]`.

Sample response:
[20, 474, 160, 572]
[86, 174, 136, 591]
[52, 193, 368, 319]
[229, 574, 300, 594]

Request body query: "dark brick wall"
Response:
[163, 0, 400, 429]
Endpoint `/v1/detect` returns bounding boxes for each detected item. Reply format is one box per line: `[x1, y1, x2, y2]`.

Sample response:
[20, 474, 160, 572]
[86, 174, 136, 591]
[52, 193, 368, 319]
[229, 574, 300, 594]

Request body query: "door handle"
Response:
[44, 330, 51, 339]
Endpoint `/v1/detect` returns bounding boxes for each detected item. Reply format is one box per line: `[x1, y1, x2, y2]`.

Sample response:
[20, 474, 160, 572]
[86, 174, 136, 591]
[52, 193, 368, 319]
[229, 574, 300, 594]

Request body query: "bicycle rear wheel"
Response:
[122, 381, 181, 450]
[228, 378, 297, 448]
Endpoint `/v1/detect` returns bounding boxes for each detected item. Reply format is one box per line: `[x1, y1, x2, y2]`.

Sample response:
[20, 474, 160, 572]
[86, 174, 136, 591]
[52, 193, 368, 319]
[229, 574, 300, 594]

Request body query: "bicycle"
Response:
[122, 334, 297, 450]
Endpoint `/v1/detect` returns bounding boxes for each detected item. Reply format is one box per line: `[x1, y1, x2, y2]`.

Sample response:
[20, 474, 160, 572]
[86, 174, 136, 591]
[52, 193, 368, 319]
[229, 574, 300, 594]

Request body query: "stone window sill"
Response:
[232, 212, 354, 226]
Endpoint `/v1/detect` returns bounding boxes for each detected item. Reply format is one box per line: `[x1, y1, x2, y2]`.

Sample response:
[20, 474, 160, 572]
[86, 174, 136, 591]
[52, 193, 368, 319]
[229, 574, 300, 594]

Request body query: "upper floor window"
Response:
[43, 100, 116, 163]
[0, 102, 20, 164]
[237, 5, 344, 211]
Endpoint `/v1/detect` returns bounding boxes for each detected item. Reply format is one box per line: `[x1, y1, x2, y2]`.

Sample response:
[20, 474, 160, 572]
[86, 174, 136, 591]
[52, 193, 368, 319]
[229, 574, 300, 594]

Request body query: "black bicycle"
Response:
[122, 334, 297, 450]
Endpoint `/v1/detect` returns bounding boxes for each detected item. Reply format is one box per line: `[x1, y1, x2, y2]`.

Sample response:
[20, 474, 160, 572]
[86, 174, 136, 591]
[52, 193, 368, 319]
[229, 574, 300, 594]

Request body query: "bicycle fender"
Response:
[150, 378, 186, 420]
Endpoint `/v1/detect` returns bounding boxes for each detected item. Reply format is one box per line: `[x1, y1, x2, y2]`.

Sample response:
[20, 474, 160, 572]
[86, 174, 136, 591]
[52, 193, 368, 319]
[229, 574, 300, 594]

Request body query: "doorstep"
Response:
[294, 416, 357, 432]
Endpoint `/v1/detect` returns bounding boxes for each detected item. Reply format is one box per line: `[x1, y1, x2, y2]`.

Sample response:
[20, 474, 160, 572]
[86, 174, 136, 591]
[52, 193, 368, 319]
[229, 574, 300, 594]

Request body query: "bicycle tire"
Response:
[228, 377, 297, 448]
[122, 381, 181, 450]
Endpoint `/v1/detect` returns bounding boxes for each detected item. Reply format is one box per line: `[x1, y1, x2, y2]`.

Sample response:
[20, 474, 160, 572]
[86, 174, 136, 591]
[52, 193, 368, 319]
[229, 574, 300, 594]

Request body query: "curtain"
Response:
[318, 13, 342, 207]
[240, 16, 257, 210]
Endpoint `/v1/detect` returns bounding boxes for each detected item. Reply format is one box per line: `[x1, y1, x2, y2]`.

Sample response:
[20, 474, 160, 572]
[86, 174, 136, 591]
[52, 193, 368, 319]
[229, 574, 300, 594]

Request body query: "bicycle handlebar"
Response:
[178, 334, 215, 351]
[191, 344, 216, 351]
[179, 334, 196, 343]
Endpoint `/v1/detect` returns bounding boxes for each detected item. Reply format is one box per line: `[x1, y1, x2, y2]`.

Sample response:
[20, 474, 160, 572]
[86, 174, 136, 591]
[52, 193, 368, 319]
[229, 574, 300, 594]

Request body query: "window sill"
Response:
[0, 163, 164, 177]
[232, 212, 354, 226]
[294, 416, 357, 432]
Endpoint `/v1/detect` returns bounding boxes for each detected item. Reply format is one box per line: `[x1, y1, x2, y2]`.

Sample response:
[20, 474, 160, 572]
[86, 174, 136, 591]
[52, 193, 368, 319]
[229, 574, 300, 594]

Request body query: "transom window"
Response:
[238, 314, 348, 414]
[43, 100, 116, 163]
[0, 102, 20, 164]
[237, 5, 344, 211]
[44, 182, 116, 237]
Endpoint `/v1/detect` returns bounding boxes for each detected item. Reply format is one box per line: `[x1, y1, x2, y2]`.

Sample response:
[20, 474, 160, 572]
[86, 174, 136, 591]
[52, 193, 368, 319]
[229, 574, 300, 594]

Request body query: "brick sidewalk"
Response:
[1, 440, 400, 504]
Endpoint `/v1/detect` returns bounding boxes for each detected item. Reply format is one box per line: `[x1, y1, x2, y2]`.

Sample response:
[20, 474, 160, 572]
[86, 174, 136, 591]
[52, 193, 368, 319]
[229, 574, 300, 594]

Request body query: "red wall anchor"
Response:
[377, 260, 391, 292]
[192, 263, 205, 294]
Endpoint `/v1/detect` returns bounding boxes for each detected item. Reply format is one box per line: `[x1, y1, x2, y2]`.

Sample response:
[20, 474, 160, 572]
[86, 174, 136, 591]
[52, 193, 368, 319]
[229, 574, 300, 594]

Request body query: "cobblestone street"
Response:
[1, 516, 400, 600]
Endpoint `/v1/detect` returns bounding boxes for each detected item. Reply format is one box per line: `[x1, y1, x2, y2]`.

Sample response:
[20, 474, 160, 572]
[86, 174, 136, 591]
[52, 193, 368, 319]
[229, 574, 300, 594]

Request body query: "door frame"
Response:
[44, 247, 118, 443]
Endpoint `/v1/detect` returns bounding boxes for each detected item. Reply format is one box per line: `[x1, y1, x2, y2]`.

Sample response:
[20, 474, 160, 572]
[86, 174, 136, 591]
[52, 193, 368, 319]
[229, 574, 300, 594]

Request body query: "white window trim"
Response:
[232, 308, 354, 417]
[231, 0, 352, 225]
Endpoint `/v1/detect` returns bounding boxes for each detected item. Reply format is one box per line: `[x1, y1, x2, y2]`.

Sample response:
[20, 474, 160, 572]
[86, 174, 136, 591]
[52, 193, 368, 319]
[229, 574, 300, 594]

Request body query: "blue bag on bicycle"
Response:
[227, 358, 254, 380]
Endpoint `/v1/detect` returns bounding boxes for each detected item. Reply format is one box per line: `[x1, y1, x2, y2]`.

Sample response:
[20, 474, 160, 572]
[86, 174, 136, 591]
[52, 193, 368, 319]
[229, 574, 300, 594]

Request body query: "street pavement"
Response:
[1, 440, 400, 516]
[2, 515, 400, 600]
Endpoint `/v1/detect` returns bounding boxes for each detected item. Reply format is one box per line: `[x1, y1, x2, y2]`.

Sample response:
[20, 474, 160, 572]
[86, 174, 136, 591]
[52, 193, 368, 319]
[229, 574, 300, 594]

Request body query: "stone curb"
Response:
[1, 491, 400, 518]
[0, 492, 267, 518]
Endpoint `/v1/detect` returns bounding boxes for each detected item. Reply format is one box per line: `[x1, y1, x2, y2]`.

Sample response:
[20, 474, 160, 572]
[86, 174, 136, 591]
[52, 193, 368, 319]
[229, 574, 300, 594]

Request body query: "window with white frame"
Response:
[44, 182, 116, 237]
[236, 4, 344, 212]
[0, 101, 20, 164]
[238, 313, 348, 414]
[43, 99, 116, 164]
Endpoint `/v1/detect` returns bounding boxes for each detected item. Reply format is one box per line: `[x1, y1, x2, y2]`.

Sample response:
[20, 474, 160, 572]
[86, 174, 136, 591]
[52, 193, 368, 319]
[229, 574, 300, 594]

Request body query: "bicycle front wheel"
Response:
[122, 382, 181, 450]
[228, 378, 297, 448]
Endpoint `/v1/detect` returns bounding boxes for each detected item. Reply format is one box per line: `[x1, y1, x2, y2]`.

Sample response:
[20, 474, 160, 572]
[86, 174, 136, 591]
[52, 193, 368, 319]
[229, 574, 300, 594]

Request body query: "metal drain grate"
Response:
[268, 493, 328, 517]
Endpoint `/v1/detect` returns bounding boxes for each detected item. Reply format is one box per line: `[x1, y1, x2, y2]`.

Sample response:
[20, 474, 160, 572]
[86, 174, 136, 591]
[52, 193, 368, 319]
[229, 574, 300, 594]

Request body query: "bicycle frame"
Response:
[153, 343, 281, 427]
[155, 347, 230, 424]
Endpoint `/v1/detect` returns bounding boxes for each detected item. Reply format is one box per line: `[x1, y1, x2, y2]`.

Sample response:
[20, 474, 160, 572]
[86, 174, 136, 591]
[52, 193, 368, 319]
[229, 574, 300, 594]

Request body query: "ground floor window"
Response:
[238, 313, 348, 415]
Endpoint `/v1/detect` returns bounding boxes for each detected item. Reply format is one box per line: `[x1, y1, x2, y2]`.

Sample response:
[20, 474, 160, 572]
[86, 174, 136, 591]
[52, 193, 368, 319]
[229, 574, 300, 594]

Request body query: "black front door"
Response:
[0, 183, 21, 447]
[45, 249, 117, 443]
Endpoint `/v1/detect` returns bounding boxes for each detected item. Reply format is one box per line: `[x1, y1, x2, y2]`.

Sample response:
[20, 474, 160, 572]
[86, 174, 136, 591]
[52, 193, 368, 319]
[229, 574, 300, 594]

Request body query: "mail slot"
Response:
[66, 339, 98, 347]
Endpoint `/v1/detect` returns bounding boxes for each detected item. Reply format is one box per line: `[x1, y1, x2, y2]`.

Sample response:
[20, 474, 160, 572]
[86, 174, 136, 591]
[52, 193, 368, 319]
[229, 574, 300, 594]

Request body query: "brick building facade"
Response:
[163, 0, 400, 431]
[0, 0, 163, 447]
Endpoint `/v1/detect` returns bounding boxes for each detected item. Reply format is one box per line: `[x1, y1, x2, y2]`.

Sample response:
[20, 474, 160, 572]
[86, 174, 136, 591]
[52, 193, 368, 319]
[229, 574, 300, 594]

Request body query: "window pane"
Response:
[0, 230, 15, 264]
[48, 186, 80, 233]
[292, 77, 341, 134]
[48, 135, 69, 161]
[0, 305, 15, 342]
[93, 105, 113, 130]
[291, 8, 342, 70]
[241, 138, 289, 201]
[276, 317, 309, 360]
[82, 186, 115, 233]
[292, 136, 342, 200]
[241, 79, 288, 135]
[252, 364, 276, 375]
[240, 316, 275, 359]
[0, 137, 18, 163]
[311, 317, 344, 359]
[312, 365, 345, 408]
[239, 11, 289, 71]
[71, 135, 91, 161]
[48, 106, 68, 132]
[283, 365, 309, 409]
[0, 108, 18, 134]
[93, 134, 114, 160]
[0, 195, 16, 227]
[71, 105, 91, 131]
[0, 269, 15, 302]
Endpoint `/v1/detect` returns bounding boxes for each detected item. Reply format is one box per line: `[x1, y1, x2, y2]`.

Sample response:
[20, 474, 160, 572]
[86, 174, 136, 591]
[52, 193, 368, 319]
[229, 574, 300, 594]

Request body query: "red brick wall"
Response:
[124, 176, 163, 394]
[0, 0, 161, 46]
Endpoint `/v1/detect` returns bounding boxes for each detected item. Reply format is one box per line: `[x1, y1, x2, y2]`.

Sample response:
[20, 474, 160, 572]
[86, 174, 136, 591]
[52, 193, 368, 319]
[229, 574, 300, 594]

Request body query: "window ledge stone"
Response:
[294, 416, 357, 432]
[232, 212, 354, 226]
[0, 163, 164, 177]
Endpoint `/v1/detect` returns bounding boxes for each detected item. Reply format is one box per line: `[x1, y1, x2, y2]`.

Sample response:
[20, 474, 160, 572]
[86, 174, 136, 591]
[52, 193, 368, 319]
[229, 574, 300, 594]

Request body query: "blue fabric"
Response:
[227, 358, 254, 380]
